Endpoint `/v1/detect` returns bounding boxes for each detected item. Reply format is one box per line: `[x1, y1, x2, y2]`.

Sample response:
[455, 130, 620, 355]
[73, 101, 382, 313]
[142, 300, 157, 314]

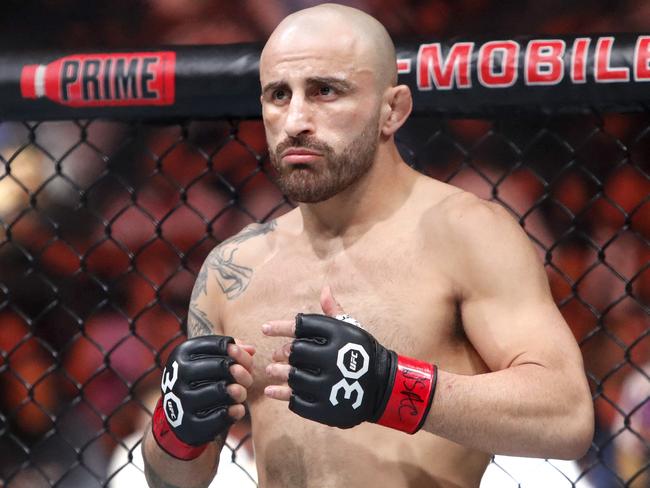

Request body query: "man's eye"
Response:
[273, 89, 289, 101]
[319, 86, 334, 96]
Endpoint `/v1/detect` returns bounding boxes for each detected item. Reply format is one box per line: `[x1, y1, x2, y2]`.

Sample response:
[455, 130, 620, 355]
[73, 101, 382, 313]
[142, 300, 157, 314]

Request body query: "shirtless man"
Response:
[142, 4, 594, 487]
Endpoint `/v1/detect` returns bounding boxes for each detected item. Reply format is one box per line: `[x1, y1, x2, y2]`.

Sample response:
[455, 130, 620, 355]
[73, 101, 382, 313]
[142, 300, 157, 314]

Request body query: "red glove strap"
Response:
[376, 356, 437, 434]
[152, 398, 208, 461]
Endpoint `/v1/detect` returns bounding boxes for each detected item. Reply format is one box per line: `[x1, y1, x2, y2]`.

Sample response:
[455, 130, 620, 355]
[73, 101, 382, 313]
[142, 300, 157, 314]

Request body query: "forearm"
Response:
[142, 420, 223, 488]
[263, 310, 594, 458]
[421, 364, 593, 459]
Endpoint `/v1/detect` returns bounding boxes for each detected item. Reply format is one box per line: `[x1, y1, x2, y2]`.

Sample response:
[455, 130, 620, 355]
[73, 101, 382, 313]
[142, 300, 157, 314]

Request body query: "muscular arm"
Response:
[141, 222, 272, 487]
[141, 248, 226, 488]
[421, 194, 594, 459]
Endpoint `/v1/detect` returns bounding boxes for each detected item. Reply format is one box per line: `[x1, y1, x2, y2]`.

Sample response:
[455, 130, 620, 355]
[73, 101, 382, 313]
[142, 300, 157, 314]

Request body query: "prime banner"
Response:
[1, 34, 649, 120]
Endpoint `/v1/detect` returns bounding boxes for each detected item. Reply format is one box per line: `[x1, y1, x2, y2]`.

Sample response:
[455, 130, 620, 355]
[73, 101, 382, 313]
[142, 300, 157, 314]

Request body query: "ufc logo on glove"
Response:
[152, 335, 238, 460]
[330, 343, 370, 409]
[161, 361, 184, 427]
[286, 313, 437, 434]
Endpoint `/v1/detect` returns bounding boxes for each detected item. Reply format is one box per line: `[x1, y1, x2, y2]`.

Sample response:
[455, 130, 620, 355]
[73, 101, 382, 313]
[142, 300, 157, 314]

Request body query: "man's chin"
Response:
[281, 185, 339, 204]
[285, 190, 335, 204]
[277, 174, 337, 203]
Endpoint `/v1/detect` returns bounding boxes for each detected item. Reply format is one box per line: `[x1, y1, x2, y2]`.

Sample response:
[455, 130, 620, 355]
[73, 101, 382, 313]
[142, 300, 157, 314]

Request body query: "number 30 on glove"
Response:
[287, 314, 437, 434]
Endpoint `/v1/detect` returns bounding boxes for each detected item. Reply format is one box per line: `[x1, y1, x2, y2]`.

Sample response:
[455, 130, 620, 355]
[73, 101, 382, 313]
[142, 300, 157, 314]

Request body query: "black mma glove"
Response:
[152, 335, 236, 460]
[288, 314, 437, 434]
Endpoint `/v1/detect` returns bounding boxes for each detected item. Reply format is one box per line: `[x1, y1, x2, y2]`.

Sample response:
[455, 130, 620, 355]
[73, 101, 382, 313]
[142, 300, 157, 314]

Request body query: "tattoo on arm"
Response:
[208, 221, 277, 300]
[186, 220, 277, 337]
[187, 306, 215, 338]
[191, 262, 209, 302]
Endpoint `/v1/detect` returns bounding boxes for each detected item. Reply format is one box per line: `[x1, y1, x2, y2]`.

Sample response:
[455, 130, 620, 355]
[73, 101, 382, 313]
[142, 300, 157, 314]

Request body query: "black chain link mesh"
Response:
[0, 112, 648, 487]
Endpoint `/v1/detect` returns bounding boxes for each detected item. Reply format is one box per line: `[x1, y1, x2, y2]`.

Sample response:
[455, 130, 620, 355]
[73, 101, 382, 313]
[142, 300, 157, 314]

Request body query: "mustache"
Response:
[274, 135, 334, 157]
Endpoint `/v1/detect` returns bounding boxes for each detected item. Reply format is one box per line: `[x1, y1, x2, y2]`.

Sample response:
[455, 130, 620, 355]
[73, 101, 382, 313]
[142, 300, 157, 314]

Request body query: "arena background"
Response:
[0, 1, 648, 487]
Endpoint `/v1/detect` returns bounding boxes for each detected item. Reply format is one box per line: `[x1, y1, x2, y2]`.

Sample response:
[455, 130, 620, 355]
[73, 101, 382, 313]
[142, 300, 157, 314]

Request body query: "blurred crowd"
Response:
[0, 1, 648, 487]
[3, 0, 650, 48]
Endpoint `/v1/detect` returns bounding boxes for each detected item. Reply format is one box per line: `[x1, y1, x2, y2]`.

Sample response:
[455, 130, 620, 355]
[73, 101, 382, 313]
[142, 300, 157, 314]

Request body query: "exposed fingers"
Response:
[262, 320, 296, 338]
[264, 385, 292, 402]
[227, 383, 247, 404]
[234, 338, 256, 356]
[271, 342, 292, 362]
[227, 343, 255, 372]
[228, 404, 246, 421]
[320, 284, 345, 317]
[229, 363, 254, 389]
[238, 344, 256, 356]
[266, 363, 291, 382]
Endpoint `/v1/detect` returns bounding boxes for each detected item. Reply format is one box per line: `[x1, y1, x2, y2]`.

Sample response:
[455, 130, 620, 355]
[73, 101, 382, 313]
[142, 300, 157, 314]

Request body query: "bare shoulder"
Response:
[187, 214, 291, 337]
[432, 186, 508, 225]
[216, 208, 299, 257]
[420, 185, 547, 297]
[425, 186, 527, 249]
[203, 209, 301, 296]
[203, 217, 286, 299]
[214, 219, 279, 262]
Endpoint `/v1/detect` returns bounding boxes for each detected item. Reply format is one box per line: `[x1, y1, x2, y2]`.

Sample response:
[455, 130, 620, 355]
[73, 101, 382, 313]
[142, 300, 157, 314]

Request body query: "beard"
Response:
[268, 116, 380, 203]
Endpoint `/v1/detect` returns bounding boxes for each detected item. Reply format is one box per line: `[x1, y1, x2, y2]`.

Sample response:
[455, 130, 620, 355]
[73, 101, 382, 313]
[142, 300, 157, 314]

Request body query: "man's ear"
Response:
[380, 85, 413, 137]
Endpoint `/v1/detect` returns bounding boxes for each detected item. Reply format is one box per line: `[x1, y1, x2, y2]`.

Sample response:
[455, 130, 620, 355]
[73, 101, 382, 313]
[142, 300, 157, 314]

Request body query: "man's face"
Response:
[260, 32, 382, 203]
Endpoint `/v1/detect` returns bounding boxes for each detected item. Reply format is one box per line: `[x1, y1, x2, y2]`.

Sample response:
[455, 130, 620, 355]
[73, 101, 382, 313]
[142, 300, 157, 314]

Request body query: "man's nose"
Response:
[284, 95, 314, 138]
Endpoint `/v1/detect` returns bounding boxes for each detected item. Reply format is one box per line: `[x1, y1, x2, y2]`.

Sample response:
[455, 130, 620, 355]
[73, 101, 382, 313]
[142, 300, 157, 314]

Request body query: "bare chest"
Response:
[220, 237, 467, 400]
[217, 233, 490, 487]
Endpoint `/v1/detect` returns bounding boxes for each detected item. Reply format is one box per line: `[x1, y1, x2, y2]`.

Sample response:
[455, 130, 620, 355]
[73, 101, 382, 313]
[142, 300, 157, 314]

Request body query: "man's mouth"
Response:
[280, 148, 323, 164]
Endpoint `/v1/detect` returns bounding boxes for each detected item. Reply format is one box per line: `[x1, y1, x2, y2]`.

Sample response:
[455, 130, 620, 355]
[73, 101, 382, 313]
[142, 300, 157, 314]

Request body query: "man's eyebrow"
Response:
[262, 80, 288, 95]
[261, 77, 355, 95]
[306, 77, 354, 91]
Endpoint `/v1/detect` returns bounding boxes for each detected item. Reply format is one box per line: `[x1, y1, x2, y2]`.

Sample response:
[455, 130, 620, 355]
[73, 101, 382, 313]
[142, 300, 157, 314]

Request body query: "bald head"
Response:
[261, 3, 397, 89]
[260, 3, 413, 192]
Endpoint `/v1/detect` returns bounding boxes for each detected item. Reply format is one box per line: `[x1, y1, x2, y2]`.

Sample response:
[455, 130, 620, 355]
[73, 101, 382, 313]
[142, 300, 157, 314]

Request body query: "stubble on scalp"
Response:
[261, 4, 398, 90]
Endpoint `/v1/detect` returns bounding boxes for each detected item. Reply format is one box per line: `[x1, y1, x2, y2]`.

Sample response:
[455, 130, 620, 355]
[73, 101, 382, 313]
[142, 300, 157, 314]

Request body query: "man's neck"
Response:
[297, 145, 417, 255]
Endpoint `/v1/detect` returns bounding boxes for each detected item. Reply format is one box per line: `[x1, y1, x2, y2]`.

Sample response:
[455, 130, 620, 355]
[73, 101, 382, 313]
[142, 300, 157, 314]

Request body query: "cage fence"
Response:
[0, 36, 649, 488]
